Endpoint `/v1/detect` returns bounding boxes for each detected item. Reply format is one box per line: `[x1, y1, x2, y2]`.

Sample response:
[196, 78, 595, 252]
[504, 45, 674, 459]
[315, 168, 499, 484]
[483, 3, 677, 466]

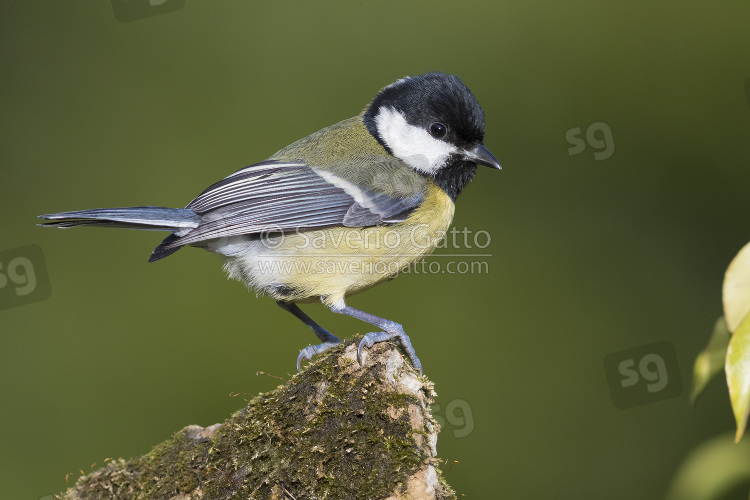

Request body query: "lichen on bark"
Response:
[58, 339, 456, 499]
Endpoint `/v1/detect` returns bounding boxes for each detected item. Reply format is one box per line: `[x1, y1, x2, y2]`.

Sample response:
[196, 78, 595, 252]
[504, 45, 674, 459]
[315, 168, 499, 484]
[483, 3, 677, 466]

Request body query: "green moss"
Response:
[62, 339, 455, 499]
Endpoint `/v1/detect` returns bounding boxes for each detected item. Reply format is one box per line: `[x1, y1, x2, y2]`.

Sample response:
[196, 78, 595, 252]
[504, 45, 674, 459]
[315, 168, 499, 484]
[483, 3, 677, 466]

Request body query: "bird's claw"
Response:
[296, 341, 340, 372]
[357, 336, 375, 366]
[356, 331, 423, 375]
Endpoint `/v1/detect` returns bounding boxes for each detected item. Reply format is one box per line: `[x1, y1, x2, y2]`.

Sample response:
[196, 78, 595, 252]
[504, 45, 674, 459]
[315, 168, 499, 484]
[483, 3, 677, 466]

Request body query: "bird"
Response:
[38, 72, 501, 374]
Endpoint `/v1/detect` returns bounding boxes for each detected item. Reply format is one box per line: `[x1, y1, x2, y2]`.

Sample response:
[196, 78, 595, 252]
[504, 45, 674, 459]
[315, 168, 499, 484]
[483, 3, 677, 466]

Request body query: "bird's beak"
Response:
[468, 144, 502, 170]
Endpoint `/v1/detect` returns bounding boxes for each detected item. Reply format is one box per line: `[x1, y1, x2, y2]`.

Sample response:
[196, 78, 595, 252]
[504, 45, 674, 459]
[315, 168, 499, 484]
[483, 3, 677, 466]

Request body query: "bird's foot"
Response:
[296, 341, 340, 372]
[357, 330, 423, 375]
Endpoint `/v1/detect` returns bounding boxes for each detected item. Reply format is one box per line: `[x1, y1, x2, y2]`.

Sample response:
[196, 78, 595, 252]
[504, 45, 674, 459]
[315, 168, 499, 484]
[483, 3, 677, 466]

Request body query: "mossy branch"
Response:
[57, 339, 456, 499]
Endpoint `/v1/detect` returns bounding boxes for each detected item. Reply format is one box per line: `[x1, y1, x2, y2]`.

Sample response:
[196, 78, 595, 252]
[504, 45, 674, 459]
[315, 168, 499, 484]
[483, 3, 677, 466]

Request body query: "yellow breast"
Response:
[231, 181, 455, 305]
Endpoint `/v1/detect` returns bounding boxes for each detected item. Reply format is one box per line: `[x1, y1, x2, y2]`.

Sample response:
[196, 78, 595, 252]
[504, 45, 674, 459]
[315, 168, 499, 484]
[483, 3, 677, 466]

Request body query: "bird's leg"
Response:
[328, 299, 422, 375]
[277, 301, 340, 372]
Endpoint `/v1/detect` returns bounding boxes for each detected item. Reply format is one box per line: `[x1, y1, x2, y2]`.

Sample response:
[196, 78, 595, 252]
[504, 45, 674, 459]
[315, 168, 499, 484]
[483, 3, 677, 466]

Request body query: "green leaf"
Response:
[723, 241, 750, 332]
[691, 317, 730, 406]
[726, 311, 750, 442]
[666, 432, 750, 500]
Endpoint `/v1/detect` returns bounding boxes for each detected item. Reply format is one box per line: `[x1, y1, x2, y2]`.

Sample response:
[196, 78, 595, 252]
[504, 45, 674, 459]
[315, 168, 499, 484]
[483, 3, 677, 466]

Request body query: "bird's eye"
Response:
[429, 122, 447, 139]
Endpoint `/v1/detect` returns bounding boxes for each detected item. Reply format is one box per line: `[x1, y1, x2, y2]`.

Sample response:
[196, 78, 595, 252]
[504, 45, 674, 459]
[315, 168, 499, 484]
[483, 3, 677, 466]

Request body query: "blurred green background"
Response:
[2, 1, 750, 498]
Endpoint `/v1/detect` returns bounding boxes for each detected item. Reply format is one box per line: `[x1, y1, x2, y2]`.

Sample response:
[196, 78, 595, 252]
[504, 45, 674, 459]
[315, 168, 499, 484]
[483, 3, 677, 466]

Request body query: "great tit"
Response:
[39, 72, 501, 374]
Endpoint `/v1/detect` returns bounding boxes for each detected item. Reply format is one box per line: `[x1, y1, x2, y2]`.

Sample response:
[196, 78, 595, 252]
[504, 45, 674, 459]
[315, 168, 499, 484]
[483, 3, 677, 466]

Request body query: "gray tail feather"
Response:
[38, 206, 200, 231]
[38, 206, 201, 262]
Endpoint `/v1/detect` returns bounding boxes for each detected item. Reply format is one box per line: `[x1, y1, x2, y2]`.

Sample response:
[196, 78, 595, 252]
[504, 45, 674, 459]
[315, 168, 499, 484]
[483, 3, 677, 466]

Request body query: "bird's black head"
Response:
[364, 72, 500, 200]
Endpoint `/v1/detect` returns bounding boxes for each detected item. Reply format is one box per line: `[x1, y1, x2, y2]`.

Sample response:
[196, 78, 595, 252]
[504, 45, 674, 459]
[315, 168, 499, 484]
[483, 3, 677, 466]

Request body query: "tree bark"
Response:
[58, 340, 456, 499]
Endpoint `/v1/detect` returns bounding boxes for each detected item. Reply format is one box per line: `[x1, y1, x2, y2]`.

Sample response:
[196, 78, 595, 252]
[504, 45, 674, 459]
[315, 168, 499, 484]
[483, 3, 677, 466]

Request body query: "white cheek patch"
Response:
[374, 107, 458, 175]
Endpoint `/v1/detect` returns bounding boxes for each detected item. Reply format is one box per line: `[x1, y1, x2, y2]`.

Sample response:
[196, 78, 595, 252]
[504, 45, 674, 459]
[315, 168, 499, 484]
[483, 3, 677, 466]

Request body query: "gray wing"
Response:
[164, 160, 423, 249]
